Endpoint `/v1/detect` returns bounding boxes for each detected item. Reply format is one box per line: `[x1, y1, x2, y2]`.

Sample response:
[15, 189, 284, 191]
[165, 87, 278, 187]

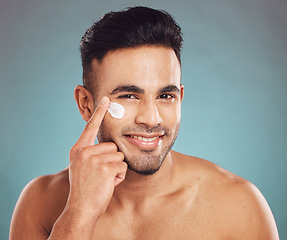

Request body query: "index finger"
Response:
[76, 96, 110, 148]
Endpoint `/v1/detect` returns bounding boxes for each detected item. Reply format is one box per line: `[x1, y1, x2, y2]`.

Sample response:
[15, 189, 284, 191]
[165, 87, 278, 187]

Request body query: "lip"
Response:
[124, 133, 164, 150]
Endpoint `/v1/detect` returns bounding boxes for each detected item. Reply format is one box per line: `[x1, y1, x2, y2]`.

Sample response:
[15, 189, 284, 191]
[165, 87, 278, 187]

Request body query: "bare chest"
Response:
[91, 203, 231, 240]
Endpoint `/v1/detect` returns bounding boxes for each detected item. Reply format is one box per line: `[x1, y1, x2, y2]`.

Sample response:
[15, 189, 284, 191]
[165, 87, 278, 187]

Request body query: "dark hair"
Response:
[80, 6, 183, 91]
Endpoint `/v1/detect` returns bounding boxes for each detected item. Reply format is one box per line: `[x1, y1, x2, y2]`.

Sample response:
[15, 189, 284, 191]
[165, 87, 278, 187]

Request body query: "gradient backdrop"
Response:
[1, 0, 286, 239]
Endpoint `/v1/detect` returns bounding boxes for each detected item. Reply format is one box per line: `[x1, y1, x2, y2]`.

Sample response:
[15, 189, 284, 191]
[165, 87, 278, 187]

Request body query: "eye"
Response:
[118, 94, 138, 99]
[158, 94, 174, 99]
[157, 93, 176, 103]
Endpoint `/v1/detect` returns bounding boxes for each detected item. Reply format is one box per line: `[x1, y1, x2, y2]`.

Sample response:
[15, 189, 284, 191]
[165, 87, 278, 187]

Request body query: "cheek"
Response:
[99, 111, 130, 137]
[122, 105, 136, 119]
[161, 104, 181, 124]
[97, 114, 119, 142]
[102, 114, 122, 130]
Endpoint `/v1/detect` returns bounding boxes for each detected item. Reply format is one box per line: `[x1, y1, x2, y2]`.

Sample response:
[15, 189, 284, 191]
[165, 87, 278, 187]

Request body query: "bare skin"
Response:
[10, 46, 279, 240]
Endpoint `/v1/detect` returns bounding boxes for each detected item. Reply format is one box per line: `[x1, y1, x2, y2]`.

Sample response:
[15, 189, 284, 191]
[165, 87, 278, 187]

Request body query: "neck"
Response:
[113, 151, 176, 206]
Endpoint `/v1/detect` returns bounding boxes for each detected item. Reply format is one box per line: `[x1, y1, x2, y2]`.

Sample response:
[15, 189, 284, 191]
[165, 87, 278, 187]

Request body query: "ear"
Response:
[180, 84, 184, 103]
[74, 85, 95, 122]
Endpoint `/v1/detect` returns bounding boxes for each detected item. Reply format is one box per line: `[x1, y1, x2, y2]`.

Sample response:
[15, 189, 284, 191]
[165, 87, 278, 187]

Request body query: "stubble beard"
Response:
[97, 123, 181, 176]
[123, 145, 172, 176]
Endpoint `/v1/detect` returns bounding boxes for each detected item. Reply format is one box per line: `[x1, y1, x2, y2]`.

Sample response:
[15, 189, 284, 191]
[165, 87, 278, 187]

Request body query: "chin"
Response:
[123, 145, 170, 176]
[128, 167, 160, 176]
[125, 156, 163, 176]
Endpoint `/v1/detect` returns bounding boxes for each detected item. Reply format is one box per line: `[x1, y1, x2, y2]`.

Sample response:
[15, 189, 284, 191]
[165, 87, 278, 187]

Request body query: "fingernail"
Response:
[100, 96, 108, 105]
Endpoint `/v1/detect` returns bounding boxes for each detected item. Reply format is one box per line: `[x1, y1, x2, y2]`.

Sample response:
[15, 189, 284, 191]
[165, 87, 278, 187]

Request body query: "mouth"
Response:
[124, 133, 164, 150]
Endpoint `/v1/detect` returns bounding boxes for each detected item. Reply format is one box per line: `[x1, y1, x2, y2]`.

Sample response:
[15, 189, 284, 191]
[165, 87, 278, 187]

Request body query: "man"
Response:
[10, 6, 279, 239]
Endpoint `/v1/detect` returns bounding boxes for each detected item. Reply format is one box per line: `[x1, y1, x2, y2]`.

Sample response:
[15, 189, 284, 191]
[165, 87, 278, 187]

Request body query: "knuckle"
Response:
[85, 120, 100, 130]
[90, 156, 100, 167]
[122, 162, 128, 170]
[98, 142, 118, 152]
[108, 142, 118, 152]
[69, 145, 80, 163]
[117, 152, 125, 160]
[70, 145, 78, 156]
[99, 163, 110, 174]
[78, 147, 90, 159]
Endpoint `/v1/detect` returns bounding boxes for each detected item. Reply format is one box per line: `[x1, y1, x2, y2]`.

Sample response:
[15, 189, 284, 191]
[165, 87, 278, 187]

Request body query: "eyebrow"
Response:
[110, 84, 180, 95]
[158, 85, 180, 94]
[111, 85, 144, 95]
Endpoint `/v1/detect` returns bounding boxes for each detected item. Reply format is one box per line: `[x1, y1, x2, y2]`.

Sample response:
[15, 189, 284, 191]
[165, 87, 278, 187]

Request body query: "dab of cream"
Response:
[108, 102, 125, 119]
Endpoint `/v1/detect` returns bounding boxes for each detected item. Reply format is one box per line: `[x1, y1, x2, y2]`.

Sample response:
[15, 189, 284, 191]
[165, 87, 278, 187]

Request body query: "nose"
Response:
[135, 100, 163, 128]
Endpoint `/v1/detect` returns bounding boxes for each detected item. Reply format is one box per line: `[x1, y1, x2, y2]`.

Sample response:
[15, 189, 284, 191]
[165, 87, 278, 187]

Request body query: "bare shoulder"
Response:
[10, 169, 69, 239]
[172, 151, 279, 239]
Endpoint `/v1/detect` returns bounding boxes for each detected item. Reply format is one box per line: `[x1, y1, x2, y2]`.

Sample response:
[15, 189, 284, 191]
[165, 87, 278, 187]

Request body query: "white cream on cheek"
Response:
[108, 102, 125, 119]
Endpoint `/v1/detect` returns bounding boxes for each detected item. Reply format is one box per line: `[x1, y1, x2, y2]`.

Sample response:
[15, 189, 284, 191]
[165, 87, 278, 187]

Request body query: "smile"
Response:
[124, 134, 164, 150]
[130, 135, 159, 142]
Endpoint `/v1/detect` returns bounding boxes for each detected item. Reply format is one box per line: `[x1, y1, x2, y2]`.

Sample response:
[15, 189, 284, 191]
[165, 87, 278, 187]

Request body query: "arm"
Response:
[10, 96, 127, 240]
[226, 179, 279, 240]
[9, 177, 52, 240]
[245, 183, 279, 240]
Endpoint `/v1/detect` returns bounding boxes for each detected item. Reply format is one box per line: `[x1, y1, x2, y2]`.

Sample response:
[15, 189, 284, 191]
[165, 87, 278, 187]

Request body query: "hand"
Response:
[67, 96, 127, 217]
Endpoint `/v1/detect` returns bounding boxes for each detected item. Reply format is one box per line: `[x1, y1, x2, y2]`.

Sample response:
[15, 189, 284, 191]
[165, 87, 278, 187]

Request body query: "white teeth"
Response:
[131, 135, 159, 142]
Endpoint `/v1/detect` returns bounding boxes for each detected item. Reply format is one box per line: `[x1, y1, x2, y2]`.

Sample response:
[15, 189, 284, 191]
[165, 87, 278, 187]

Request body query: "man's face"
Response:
[91, 46, 183, 175]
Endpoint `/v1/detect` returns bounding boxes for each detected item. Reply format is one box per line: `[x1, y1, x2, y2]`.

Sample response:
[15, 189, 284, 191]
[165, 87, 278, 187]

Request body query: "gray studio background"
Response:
[1, 0, 286, 239]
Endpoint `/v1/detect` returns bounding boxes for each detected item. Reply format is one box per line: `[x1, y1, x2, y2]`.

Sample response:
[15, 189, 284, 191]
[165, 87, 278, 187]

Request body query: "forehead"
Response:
[90, 46, 181, 93]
